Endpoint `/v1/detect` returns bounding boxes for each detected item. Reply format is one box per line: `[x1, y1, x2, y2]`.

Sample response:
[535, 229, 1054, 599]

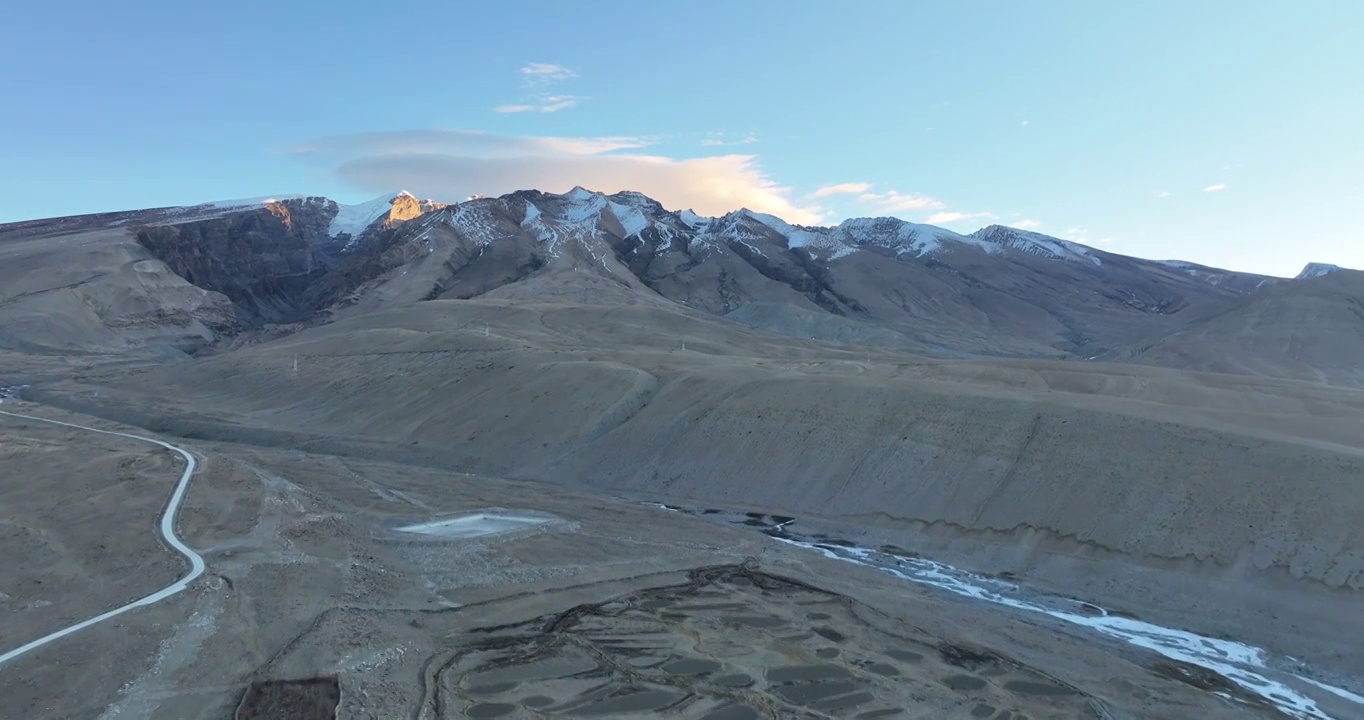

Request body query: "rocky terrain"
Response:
[1, 190, 1362, 719]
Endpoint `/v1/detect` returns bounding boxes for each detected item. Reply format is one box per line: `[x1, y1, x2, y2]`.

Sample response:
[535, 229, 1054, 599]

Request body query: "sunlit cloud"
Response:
[295, 128, 826, 224]
[1156, 190, 1172, 197]
[1014, 219, 1042, 229]
[811, 182, 872, 198]
[1203, 183, 1227, 192]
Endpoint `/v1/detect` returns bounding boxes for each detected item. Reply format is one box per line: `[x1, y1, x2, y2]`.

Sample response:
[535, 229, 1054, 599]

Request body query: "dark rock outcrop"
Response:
[134, 200, 334, 325]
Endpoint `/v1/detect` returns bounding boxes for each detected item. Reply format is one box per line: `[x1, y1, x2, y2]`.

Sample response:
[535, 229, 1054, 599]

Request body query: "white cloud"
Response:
[1203, 183, 1227, 192]
[296, 128, 825, 224]
[537, 95, 579, 113]
[497, 95, 580, 113]
[926, 211, 996, 225]
[519, 62, 576, 83]
[1021, 120, 1030, 127]
[498, 63, 581, 113]
[811, 182, 872, 198]
[1156, 190, 1172, 197]
[856, 190, 945, 214]
[1014, 219, 1042, 229]
[700, 132, 760, 147]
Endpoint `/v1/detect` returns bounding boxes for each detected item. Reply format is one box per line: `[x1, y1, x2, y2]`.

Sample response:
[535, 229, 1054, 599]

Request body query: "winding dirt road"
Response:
[0, 406, 205, 667]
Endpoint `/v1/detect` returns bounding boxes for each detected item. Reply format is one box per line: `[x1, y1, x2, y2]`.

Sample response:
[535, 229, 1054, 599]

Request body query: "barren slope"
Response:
[1131, 269, 1364, 385]
[0, 226, 237, 357]
[34, 297, 1364, 679]
[0, 420, 1290, 719]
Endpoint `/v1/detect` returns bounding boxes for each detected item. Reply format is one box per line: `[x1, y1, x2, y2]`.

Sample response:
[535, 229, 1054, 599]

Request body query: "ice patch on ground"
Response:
[396, 512, 552, 539]
[772, 537, 1357, 720]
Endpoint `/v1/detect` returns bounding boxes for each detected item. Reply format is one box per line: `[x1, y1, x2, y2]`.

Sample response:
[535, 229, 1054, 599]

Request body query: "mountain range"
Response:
[1, 187, 1359, 385]
[5, 187, 1364, 716]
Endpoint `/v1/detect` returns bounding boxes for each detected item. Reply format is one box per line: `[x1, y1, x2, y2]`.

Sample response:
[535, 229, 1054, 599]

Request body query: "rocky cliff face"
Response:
[316, 187, 1269, 359]
[134, 200, 334, 325]
[387, 192, 445, 227]
[111, 186, 1358, 382]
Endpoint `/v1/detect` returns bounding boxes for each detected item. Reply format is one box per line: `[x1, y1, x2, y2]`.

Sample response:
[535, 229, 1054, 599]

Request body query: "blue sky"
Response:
[2, 1, 1360, 276]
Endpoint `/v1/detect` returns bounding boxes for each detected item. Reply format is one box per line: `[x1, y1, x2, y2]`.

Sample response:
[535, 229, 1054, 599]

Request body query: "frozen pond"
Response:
[396, 512, 551, 539]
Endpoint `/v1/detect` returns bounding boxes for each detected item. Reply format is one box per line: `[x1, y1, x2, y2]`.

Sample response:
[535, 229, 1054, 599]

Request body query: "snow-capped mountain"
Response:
[968, 225, 1101, 265]
[271, 186, 1285, 358]
[18, 184, 1341, 374]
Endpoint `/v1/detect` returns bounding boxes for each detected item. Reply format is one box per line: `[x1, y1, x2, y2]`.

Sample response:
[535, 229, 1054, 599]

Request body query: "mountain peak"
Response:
[327, 191, 444, 241]
[677, 208, 711, 230]
[563, 186, 599, 202]
[1297, 262, 1343, 280]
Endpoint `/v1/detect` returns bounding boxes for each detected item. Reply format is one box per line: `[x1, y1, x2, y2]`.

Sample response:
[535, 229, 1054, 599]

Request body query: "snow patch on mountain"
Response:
[839, 217, 987, 257]
[521, 200, 541, 226]
[329, 194, 399, 239]
[558, 187, 608, 225]
[199, 195, 307, 209]
[743, 209, 858, 259]
[446, 202, 502, 247]
[678, 209, 712, 231]
[519, 200, 559, 251]
[608, 201, 650, 238]
[969, 225, 1101, 266]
